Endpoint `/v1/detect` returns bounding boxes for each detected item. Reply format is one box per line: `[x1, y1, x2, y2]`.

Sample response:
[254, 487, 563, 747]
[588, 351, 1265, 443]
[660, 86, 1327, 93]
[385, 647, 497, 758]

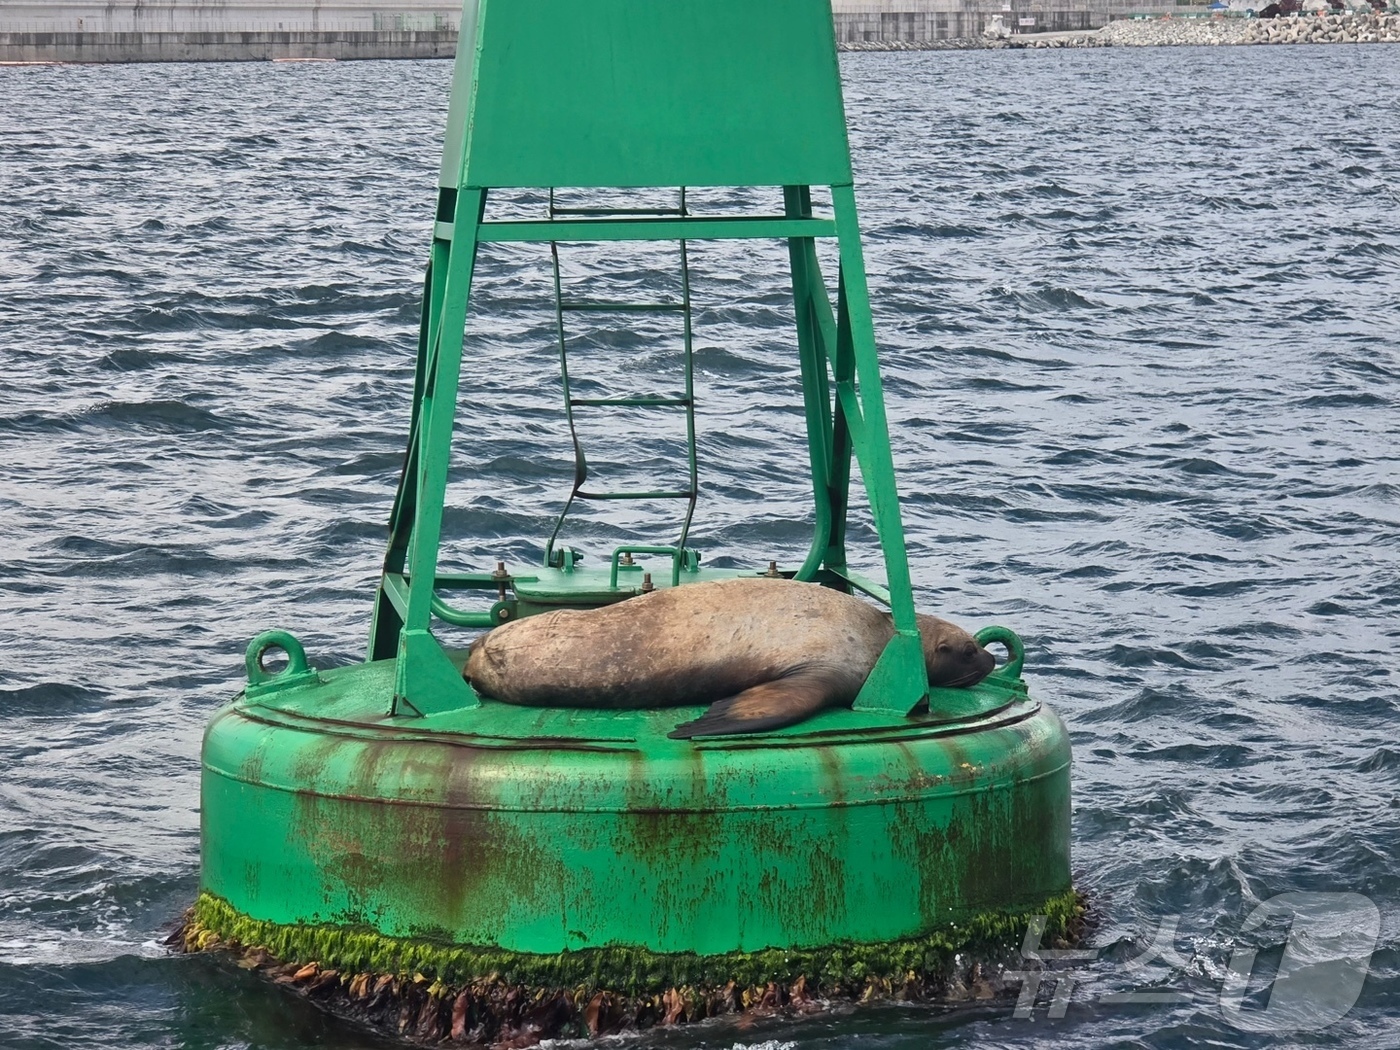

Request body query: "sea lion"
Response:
[463, 577, 996, 738]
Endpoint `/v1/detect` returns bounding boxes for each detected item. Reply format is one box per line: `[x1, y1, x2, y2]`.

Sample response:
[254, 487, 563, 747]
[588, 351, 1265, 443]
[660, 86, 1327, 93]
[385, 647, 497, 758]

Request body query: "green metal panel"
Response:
[201, 660, 1071, 956]
[453, 0, 853, 190]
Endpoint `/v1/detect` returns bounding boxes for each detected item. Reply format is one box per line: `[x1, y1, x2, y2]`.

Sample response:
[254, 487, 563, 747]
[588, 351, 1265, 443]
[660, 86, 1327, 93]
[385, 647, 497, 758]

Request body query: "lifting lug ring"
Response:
[974, 625, 1025, 680]
[245, 630, 311, 686]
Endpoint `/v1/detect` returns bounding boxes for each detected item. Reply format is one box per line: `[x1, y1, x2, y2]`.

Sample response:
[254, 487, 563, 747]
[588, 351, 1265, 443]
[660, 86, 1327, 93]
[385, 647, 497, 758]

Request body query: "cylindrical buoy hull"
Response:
[200, 658, 1070, 957]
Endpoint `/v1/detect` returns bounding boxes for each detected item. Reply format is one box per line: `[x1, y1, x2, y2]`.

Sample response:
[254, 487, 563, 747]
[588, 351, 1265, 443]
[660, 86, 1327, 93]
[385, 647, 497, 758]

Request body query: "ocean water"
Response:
[2, 43, 1399, 1050]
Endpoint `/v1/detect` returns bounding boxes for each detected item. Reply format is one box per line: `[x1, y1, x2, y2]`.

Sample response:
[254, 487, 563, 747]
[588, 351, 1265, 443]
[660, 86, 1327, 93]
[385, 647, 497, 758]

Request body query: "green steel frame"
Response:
[366, 0, 932, 721]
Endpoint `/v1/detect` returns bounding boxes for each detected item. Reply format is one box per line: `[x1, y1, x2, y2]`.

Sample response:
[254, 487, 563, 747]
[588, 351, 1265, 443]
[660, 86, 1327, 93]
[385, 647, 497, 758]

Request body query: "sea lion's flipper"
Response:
[667, 670, 839, 739]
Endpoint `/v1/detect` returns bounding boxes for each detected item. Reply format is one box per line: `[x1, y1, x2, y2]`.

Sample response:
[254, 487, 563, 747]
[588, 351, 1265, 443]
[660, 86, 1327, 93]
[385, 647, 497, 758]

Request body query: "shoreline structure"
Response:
[1006, 9, 1400, 46]
[853, 10, 1400, 48]
[7, 1, 1396, 63]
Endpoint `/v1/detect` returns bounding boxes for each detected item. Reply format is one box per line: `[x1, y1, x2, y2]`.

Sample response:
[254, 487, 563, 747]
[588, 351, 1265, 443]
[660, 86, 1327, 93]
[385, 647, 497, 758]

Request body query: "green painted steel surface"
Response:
[198, 0, 1075, 972]
[201, 657, 1070, 956]
[371, 0, 940, 717]
[448, 0, 851, 190]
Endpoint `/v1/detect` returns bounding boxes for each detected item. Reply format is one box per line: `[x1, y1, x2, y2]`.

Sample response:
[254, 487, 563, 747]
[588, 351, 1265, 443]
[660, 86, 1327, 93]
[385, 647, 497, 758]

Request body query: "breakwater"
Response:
[840, 10, 1400, 48]
[1009, 11, 1400, 47]
[1243, 9, 1400, 43]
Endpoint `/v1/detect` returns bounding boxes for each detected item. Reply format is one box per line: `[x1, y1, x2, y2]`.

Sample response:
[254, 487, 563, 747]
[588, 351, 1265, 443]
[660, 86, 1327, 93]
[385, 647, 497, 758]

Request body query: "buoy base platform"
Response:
[192, 643, 1075, 1042]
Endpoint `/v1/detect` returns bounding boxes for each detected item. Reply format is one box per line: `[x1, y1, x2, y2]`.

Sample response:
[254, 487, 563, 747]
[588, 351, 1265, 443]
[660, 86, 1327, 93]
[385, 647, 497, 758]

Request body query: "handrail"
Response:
[429, 594, 498, 629]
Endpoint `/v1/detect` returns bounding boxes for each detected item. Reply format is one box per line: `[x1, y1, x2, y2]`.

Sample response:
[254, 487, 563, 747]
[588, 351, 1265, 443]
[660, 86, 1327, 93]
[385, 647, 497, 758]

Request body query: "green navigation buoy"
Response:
[186, 0, 1075, 1042]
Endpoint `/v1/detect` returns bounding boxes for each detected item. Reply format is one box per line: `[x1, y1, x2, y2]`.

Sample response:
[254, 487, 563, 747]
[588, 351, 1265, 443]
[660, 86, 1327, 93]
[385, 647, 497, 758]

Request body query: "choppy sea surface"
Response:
[3, 44, 1399, 1050]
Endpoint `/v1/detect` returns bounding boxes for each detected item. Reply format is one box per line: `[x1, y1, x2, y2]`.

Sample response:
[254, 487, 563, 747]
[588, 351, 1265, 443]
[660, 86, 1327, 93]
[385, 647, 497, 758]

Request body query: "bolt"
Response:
[621, 552, 634, 566]
[766, 560, 780, 577]
[641, 572, 654, 593]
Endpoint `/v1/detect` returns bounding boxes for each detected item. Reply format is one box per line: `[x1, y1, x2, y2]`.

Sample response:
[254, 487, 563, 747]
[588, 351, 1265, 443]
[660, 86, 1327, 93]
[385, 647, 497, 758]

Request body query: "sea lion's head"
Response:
[915, 614, 996, 688]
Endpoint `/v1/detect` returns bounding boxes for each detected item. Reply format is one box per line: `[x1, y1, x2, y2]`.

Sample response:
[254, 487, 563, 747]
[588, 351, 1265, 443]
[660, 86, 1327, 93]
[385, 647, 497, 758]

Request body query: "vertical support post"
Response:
[369, 234, 452, 660]
[828, 269, 855, 577]
[784, 185, 835, 582]
[830, 183, 929, 713]
[389, 187, 488, 716]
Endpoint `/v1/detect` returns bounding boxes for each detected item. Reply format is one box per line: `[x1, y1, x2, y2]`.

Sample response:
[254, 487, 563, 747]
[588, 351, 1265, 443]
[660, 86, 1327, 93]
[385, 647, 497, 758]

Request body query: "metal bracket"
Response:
[244, 630, 319, 699]
[608, 545, 700, 589]
[975, 625, 1027, 682]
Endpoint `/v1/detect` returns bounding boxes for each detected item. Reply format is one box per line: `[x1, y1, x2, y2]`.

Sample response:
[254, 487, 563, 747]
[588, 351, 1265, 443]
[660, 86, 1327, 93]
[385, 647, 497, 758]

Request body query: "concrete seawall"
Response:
[0, 0, 1173, 62]
[0, 0, 459, 60]
[0, 28, 454, 62]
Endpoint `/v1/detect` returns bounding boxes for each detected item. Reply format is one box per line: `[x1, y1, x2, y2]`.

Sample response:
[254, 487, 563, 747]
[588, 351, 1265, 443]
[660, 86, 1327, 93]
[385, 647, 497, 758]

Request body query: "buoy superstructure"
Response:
[191, 0, 1074, 1039]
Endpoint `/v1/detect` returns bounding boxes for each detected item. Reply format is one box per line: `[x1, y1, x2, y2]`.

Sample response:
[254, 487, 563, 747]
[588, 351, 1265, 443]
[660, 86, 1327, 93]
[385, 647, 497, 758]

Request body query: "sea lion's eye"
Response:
[937, 642, 952, 654]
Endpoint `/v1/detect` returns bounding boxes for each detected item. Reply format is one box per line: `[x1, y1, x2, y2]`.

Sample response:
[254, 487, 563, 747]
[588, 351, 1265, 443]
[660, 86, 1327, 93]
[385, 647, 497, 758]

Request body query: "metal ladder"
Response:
[543, 189, 700, 569]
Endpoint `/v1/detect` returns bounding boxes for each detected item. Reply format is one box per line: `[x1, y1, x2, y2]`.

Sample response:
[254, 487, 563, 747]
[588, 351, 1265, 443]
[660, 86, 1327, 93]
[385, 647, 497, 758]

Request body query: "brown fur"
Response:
[464, 577, 995, 738]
